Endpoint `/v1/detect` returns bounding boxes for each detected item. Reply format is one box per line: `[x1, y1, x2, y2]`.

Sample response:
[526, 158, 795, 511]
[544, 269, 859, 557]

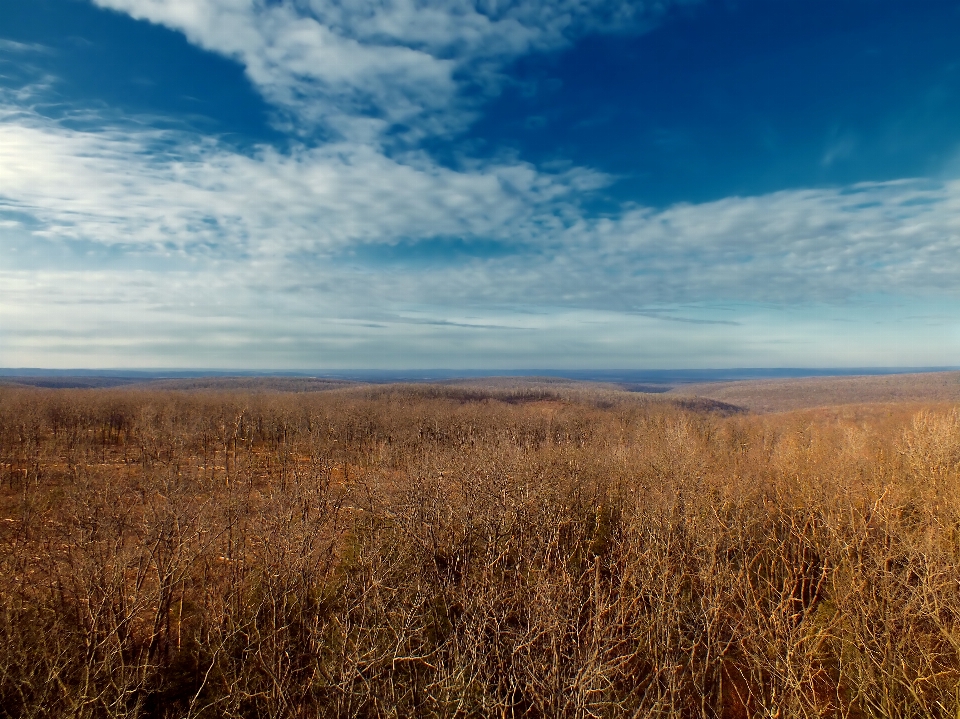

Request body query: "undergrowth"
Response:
[0, 387, 958, 717]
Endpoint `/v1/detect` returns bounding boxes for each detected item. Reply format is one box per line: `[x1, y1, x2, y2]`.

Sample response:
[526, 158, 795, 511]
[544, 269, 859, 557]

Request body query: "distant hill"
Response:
[0, 376, 357, 392]
[130, 377, 357, 392]
[0, 376, 146, 389]
[669, 371, 960, 413]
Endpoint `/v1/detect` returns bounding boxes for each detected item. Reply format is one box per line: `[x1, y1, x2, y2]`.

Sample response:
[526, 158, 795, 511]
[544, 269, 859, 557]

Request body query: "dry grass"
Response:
[1, 384, 959, 718]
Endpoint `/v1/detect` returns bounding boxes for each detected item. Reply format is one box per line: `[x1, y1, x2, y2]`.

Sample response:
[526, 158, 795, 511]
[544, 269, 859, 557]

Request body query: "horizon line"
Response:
[2, 366, 959, 382]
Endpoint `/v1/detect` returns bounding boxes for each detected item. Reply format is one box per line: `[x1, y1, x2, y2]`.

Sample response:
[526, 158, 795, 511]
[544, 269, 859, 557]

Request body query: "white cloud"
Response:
[0, 40, 52, 54]
[6, 265, 960, 369]
[4, 104, 960, 313]
[0, 105, 610, 255]
[88, 0, 679, 139]
[571, 181, 960, 304]
[4, 0, 960, 367]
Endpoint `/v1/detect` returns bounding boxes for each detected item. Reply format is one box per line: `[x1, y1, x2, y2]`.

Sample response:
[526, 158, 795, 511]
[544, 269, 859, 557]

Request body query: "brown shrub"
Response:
[0, 386, 958, 717]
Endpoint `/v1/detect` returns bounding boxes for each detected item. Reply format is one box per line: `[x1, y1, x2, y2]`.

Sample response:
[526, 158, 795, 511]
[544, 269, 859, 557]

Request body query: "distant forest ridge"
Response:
[1, 366, 959, 385]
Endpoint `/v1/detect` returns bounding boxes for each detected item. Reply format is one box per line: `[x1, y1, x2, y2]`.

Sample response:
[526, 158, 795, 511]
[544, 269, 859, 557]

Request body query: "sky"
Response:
[2, 0, 960, 370]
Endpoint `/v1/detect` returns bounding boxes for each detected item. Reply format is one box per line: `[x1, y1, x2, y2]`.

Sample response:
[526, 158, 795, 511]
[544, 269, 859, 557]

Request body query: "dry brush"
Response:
[0, 386, 958, 717]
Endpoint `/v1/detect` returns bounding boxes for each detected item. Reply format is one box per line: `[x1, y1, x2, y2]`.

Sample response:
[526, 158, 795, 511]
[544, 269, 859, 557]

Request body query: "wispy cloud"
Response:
[0, 103, 609, 255]
[6, 264, 960, 369]
[89, 0, 685, 140]
[632, 311, 740, 326]
[3, 1, 960, 367]
[0, 40, 51, 54]
[4, 102, 960, 314]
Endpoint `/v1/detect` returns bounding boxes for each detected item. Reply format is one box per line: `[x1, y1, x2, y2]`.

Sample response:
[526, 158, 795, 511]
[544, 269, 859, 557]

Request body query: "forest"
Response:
[0, 383, 958, 718]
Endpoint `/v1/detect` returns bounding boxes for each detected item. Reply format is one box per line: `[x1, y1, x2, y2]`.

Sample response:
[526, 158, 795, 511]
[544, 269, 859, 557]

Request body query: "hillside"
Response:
[670, 370, 960, 413]
[1, 385, 958, 717]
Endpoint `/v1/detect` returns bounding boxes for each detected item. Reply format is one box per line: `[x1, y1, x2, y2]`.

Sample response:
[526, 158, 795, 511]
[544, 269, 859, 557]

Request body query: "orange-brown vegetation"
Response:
[670, 371, 960, 414]
[0, 384, 958, 717]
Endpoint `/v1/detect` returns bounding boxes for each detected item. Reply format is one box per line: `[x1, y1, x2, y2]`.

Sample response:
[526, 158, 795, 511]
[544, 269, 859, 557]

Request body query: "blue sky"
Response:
[2, 0, 960, 369]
